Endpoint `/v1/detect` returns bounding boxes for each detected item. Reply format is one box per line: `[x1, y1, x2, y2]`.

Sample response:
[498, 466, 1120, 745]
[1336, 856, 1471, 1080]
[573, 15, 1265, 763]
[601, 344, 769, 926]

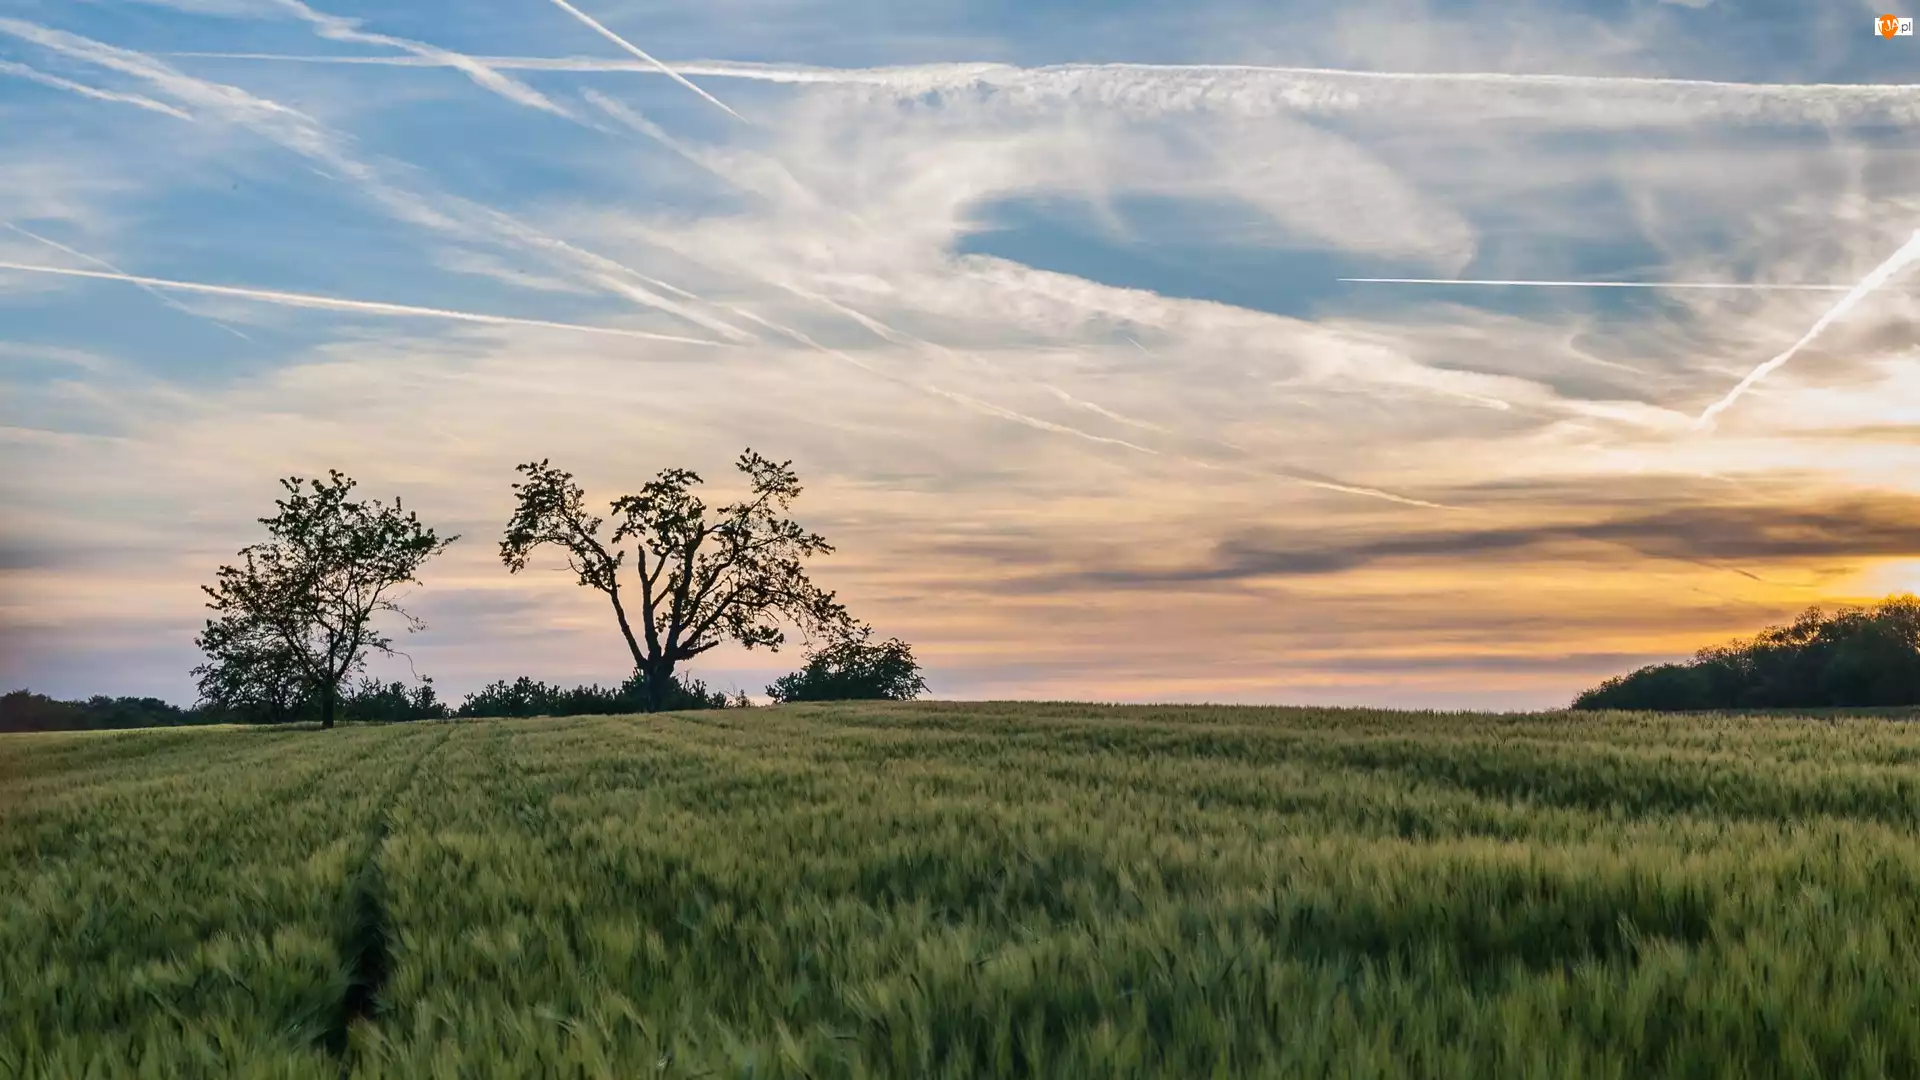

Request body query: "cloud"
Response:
[1042, 494, 1920, 588]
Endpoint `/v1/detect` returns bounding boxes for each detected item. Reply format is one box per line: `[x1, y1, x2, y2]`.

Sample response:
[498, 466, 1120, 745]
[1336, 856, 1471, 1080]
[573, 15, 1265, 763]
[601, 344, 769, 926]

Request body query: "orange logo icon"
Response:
[1882, 14, 1902, 37]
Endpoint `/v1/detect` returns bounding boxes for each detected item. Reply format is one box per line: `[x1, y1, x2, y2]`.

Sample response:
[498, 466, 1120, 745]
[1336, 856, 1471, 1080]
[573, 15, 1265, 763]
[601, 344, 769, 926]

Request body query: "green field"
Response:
[8, 703, 1920, 1078]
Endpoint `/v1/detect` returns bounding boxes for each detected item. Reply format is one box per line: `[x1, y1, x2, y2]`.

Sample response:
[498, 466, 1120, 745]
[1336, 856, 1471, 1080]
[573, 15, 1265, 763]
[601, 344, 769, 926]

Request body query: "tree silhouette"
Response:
[500, 450, 851, 712]
[767, 624, 927, 703]
[195, 472, 455, 729]
[1573, 594, 1920, 711]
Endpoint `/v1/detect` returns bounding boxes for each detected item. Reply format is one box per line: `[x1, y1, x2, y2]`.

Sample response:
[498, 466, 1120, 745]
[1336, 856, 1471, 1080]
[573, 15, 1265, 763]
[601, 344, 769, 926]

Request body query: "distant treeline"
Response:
[0, 691, 220, 733]
[5, 650, 926, 732]
[0, 673, 736, 733]
[1574, 595, 1920, 711]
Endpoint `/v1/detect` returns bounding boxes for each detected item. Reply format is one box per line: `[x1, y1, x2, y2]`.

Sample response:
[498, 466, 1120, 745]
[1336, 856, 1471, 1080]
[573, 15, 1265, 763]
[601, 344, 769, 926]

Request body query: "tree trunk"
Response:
[644, 662, 669, 713]
[320, 680, 337, 729]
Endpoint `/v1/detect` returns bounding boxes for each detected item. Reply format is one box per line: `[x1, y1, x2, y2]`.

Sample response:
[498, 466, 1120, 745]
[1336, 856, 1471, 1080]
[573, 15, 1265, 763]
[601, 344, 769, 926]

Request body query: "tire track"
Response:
[321, 723, 454, 1069]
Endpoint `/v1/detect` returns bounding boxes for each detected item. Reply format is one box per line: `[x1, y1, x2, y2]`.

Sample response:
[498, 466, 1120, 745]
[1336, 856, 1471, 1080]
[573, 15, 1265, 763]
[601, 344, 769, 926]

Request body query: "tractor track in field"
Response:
[322, 723, 454, 1071]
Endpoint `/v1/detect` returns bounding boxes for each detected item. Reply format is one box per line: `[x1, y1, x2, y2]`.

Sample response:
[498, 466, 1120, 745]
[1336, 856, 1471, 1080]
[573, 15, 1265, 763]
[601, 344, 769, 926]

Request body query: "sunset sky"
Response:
[3, 0, 1918, 709]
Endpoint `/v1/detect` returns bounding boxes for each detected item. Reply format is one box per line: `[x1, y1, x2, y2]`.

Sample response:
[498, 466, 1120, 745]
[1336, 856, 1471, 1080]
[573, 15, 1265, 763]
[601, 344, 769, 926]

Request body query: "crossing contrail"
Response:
[0, 57, 192, 118]
[1693, 229, 1920, 429]
[0, 261, 729, 345]
[3, 222, 252, 340]
[541, 0, 745, 121]
[1339, 277, 1854, 292]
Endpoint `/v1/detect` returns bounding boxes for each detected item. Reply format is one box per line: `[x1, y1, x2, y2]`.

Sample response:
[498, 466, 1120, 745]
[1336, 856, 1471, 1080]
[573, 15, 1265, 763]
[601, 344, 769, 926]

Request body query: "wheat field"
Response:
[7, 702, 1920, 1078]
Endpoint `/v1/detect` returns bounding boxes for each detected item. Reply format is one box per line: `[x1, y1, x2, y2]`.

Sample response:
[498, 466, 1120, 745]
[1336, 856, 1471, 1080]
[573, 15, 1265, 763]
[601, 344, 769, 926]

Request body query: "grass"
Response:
[7, 702, 1920, 1077]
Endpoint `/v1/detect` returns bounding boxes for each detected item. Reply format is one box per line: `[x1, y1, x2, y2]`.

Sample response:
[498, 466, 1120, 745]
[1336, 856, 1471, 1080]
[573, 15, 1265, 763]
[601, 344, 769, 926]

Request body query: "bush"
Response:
[454, 671, 730, 718]
[1573, 594, 1920, 711]
[767, 628, 927, 703]
[342, 677, 450, 722]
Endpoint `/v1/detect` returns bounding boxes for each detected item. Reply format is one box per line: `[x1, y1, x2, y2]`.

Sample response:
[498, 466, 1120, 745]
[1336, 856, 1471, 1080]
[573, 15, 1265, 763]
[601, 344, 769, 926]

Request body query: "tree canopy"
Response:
[194, 472, 455, 728]
[500, 450, 851, 711]
[767, 625, 928, 703]
[1572, 594, 1920, 711]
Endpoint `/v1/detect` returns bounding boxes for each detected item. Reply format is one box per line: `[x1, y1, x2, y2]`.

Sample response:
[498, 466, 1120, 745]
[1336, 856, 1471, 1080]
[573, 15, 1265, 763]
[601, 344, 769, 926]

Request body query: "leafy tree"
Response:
[501, 450, 851, 712]
[1572, 594, 1920, 711]
[195, 471, 455, 729]
[767, 625, 928, 703]
[192, 613, 313, 724]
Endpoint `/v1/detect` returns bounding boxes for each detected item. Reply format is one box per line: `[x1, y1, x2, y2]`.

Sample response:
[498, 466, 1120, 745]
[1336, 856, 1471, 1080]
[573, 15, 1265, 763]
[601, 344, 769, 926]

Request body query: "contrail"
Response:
[4, 222, 252, 340]
[158, 53, 1920, 126]
[0, 20, 751, 341]
[269, 0, 574, 119]
[1694, 229, 1920, 429]
[1282, 476, 1455, 510]
[1340, 277, 1854, 292]
[1043, 384, 1173, 434]
[0, 261, 728, 345]
[0, 58, 192, 118]
[540, 0, 745, 121]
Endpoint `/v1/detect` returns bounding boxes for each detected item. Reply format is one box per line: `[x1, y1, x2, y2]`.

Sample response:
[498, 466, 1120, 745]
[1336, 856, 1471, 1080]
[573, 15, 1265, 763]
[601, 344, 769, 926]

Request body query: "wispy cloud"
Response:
[0, 57, 194, 119]
[0, 260, 730, 344]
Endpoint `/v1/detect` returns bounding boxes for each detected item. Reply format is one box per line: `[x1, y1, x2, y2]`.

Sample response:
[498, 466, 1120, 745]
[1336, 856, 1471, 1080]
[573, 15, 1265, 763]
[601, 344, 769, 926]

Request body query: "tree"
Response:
[1571, 593, 1920, 711]
[501, 450, 851, 712]
[195, 471, 455, 729]
[192, 611, 313, 724]
[767, 624, 928, 703]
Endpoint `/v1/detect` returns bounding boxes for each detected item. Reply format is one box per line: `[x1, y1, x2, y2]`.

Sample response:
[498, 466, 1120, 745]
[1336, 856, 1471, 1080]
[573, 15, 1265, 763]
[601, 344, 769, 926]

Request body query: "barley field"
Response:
[7, 703, 1920, 1078]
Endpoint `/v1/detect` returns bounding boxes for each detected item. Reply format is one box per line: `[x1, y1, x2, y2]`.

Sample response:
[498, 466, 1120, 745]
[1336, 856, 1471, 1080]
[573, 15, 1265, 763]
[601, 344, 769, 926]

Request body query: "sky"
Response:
[2, 0, 1918, 710]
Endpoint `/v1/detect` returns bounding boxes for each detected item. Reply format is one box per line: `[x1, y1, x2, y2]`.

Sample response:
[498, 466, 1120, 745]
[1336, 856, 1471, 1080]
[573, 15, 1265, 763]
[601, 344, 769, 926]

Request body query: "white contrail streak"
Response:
[0, 20, 751, 341]
[158, 53, 1920, 126]
[0, 58, 192, 118]
[0, 261, 728, 345]
[540, 0, 745, 121]
[1340, 277, 1854, 292]
[4, 222, 252, 340]
[1694, 229, 1920, 429]
[270, 0, 574, 118]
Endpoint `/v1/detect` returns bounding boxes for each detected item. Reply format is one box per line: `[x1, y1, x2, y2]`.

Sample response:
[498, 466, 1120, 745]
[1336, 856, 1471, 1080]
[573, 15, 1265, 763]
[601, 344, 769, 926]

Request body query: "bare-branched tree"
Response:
[501, 450, 852, 712]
